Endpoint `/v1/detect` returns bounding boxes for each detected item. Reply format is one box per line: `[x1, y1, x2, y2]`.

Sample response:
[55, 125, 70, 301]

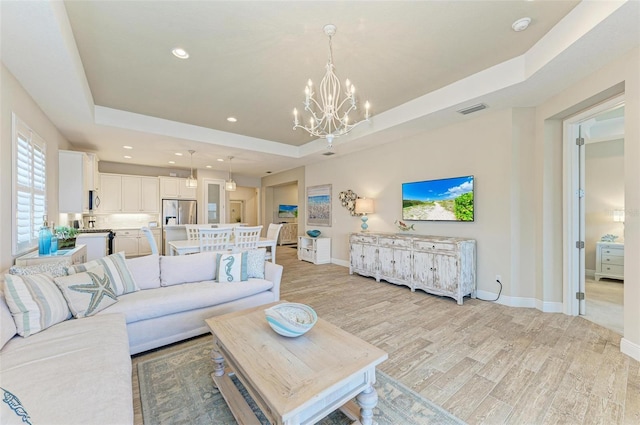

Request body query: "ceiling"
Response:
[1, 1, 638, 177]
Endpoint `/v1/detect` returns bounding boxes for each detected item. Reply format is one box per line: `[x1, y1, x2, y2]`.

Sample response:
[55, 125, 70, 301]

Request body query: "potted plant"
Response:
[54, 226, 79, 249]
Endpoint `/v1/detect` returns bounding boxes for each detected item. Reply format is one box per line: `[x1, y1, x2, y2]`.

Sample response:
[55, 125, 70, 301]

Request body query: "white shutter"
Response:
[13, 113, 47, 255]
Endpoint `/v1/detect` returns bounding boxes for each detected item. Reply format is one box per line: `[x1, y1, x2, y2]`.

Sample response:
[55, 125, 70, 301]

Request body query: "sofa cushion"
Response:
[54, 266, 118, 318]
[8, 260, 71, 278]
[126, 254, 161, 290]
[99, 278, 274, 324]
[160, 251, 217, 286]
[2, 273, 71, 337]
[0, 289, 17, 349]
[216, 251, 248, 282]
[67, 251, 139, 295]
[0, 313, 133, 425]
[246, 248, 266, 279]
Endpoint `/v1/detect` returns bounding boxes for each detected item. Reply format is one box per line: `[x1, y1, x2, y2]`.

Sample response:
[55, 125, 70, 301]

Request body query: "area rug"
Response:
[138, 340, 465, 425]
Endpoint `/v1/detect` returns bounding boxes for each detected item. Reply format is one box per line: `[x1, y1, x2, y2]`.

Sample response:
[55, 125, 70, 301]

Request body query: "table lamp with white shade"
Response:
[355, 198, 374, 232]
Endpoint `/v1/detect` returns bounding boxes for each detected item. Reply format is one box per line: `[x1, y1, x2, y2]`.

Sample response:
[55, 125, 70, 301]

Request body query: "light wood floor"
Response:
[131, 247, 640, 424]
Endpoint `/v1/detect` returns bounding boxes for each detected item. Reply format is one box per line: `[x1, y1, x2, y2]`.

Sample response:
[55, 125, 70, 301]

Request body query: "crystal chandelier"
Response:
[293, 24, 370, 149]
[225, 156, 236, 191]
[186, 150, 197, 188]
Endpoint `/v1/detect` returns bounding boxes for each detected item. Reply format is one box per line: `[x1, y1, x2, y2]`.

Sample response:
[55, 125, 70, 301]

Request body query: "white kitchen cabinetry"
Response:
[98, 174, 158, 213]
[349, 233, 476, 305]
[98, 174, 122, 212]
[114, 228, 160, 257]
[159, 177, 197, 200]
[595, 242, 624, 281]
[278, 223, 298, 245]
[122, 176, 159, 212]
[298, 236, 331, 264]
[59, 151, 99, 213]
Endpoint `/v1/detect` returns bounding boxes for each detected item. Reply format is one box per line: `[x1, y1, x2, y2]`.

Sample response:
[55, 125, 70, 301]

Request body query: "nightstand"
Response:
[595, 241, 624, 281]
[297, 236, 331, 264]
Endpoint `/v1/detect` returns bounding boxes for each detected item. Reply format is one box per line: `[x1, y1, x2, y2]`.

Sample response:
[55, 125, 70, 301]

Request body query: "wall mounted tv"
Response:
[402, 175, 474, 222]
[278, 204, 298, 218]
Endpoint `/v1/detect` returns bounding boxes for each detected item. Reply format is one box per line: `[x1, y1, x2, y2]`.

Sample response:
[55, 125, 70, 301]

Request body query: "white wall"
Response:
[585, 139, 625, 271]
[228, 187, 258, 226]
[0, 64, 71, 270]
[273, 183, 298, 223]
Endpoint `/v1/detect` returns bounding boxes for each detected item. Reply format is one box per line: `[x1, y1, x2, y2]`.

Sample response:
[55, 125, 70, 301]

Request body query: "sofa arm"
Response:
[264, 261, 283, 301]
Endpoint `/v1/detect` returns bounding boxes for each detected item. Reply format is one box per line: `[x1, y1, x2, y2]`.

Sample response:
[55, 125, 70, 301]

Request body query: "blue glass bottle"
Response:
[38, 216, 52, 255]
[50, 222, 58, 254]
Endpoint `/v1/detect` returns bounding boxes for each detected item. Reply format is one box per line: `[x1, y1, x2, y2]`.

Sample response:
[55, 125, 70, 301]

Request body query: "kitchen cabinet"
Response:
[595, 242, 624, 281]
[58, 151, 99, 213]
[114, 228, 160, 257]
[159, 177, 197, 200]
[278, 223, 298, 245]
[349, 233, 476, 305]
[298, 236, 331, 264]
[97, 174, 159, 213]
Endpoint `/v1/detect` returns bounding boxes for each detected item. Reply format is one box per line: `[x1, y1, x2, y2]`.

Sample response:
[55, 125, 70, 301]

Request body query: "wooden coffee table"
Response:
[205, 301, 388, 425]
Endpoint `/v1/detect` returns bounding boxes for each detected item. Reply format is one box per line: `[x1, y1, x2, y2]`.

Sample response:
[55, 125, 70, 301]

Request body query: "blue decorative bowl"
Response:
[265, 303, 317, 337]
[306, 229, 321, 238]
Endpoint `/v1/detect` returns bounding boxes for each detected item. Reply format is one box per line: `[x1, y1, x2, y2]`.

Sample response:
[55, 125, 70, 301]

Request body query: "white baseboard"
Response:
[475, 290, 562, 312]
[621, 338, 640, 361]
[332, 258, 349, 268]
[585, 268, 596, 279]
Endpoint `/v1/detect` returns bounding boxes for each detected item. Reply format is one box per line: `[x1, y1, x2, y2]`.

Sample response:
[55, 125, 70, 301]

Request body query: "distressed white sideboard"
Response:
[349, 233, 476, 305]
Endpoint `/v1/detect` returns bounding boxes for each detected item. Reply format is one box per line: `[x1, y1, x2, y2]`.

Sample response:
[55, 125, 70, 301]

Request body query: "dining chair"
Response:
[199, 228, 233, 252]
[264, 223, 283, 262]
[140, 227, 159, 255]
[233, 225, 263, 250]
[186, 224, 215, 241]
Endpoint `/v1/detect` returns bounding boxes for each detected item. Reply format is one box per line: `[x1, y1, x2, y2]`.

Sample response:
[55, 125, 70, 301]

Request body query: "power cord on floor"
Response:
[477, 279, 503, 302]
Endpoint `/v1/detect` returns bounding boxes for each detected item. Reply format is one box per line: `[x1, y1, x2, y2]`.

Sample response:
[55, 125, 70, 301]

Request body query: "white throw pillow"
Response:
[246, 248, 266, 279]
[160, 251, 217, 286]
[126, 254, 161, 290]
[54, 265, 118, 318]
[216, 252, 248, 283]
[67, 252, 138, 295]
[3, 273, 71, 337]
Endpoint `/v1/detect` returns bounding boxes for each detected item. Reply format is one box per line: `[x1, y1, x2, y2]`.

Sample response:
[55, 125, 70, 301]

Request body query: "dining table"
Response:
[167, 237, 279, 262]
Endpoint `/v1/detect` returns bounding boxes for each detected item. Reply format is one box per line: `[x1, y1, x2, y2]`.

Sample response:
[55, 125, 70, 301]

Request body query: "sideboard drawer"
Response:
[350, 234, 377, 244]
[413, 240, 456, 252]
[601, 247, 623, 257]
[379, 237, 411, 249]
[601, 264, 624, 276]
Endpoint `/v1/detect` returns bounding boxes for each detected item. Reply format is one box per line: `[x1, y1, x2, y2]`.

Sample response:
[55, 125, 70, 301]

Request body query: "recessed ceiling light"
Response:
[227, 117, 238, 123]
[124, 155, 132, 159]
[168, 160, 175, 164]
[512, 17, 531, 32]
[206, 165, 212, 169]
[217, 158, 224, 162]
[171, 47, 189, 59]
[123, 145, 133, 150]
[175, 152, 183, 156]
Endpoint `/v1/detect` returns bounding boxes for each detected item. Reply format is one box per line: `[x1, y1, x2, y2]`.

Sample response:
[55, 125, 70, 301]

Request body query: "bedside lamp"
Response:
[355, 198, 374, 232]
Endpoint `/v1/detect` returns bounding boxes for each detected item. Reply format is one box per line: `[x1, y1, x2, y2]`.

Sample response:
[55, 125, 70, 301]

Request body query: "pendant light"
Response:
[225, 156, 236, 191]
[186, 150, 197, 188]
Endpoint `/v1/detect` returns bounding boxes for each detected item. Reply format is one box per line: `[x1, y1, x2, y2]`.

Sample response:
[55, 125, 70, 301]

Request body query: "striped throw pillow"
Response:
[66, 252, 139, 295]
[3, 273, 71, 337]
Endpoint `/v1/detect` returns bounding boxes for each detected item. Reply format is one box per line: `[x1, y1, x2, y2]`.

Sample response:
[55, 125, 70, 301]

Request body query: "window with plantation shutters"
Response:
[13, 113, 47, 255]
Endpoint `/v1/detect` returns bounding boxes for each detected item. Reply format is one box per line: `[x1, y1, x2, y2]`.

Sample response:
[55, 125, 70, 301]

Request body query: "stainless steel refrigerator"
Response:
[162, 199, 197, 225]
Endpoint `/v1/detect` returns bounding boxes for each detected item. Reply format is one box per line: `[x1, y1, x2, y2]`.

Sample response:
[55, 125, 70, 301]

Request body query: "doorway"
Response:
[230, 201, 244, 224]
[564, 95, 625, 334]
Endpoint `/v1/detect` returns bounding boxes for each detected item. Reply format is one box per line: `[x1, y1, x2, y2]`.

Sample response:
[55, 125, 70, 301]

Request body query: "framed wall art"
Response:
[306, 184, 332, 226]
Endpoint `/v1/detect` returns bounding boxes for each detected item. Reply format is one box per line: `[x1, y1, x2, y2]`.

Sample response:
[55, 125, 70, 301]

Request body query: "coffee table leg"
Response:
[356, 385, 378, 425]
[211, 350, 225, 377]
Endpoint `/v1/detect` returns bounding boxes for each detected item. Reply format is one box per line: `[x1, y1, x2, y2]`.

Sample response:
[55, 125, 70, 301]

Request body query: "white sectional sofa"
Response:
[0, 250, 283, 425]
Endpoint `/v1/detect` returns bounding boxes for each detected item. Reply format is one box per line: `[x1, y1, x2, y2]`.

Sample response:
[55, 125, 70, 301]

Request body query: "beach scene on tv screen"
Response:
[278, 205, 298, 218]
[402, 176, 474, 221]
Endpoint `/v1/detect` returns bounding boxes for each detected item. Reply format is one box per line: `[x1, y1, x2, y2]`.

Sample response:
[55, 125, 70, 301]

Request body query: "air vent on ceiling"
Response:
[322, 151, 335, 156]
[457, 103, 488, 115]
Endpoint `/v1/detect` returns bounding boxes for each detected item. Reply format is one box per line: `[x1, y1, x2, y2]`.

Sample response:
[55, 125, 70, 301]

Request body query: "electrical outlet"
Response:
[496, 275, 501, 282]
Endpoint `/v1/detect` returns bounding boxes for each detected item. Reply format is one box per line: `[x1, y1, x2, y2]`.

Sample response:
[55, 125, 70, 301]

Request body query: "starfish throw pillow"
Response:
[54, 265, 118, 318]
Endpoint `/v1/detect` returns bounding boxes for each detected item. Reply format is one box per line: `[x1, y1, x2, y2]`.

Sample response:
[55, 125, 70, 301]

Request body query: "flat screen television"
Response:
[278, 204, 298, 218]
[402, 175, 474, 221]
